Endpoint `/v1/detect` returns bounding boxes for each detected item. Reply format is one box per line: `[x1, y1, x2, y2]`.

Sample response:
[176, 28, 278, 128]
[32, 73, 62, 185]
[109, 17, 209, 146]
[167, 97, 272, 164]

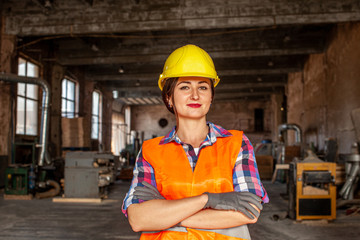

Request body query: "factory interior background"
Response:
[0, 0, 360, 239]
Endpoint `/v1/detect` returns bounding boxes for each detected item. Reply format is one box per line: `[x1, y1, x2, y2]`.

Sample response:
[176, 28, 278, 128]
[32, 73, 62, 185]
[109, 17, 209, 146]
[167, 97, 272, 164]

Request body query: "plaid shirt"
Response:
[122, 122, 269, 216]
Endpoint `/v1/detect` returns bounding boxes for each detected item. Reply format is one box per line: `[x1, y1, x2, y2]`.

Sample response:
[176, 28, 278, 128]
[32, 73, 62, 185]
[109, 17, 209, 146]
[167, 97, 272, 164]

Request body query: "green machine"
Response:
[4, 142, 37, 195]
[5, 166, 29, 195]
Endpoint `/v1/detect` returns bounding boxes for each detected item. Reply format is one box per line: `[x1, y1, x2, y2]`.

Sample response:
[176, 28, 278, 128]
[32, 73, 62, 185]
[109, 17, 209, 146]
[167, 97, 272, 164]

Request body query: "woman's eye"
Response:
[199, 86, 208, 90]
[180, 86, 189, 90]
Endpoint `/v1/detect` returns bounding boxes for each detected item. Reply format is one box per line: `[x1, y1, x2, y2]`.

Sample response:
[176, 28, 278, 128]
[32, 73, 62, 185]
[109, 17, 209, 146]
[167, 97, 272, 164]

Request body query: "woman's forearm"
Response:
[180, 208, 258, 229]
[127, 194, 208, 232]
[128, 195, 259, 232]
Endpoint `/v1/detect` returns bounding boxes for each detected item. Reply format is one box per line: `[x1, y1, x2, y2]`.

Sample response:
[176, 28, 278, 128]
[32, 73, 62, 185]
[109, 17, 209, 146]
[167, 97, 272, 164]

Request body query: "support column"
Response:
[0, 16, 16, 158]
[50, 64, 65, 157]
[271, 93, 285, 142]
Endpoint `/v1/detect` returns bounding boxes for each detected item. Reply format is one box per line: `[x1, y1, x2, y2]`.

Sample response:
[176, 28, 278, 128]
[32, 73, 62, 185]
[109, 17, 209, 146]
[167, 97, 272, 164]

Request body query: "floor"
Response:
[0, 181, 359, 240]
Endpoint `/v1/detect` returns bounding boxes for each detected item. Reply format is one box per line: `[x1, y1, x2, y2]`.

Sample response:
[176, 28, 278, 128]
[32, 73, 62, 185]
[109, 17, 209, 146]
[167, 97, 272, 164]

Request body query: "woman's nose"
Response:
[190, 88, 199, 100]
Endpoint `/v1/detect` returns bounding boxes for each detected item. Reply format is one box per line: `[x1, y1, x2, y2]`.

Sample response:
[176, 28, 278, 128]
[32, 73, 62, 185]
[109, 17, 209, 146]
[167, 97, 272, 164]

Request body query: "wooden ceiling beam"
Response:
[112, 84, 284, 104]
[5, 0, 360, 35]
[90, 67, 301, 81]
[59, 48, 320, 66]
[215, 91, 281, 100]
[106, 81, 286, 93]
[112, 89, 281, 100]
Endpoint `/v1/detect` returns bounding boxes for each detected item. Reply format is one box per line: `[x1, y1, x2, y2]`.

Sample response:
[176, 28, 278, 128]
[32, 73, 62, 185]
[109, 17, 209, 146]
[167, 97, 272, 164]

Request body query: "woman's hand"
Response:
[204, 191, 263, 219]
[133, 181, 165, 201]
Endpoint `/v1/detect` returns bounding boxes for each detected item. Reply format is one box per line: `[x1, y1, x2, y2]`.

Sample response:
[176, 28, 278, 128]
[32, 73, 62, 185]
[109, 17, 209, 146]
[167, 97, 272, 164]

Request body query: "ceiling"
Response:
[2, 0, 360, 105]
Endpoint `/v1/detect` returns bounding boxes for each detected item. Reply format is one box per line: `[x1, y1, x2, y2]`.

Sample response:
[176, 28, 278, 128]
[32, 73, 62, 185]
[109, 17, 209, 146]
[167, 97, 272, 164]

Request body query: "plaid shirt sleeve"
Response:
[233, 134, 269, 203]
[121, 148, 157, 217]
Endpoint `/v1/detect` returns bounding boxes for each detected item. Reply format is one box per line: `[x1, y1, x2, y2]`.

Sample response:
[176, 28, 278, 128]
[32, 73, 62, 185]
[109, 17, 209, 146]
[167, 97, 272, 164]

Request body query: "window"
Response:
[125, 106, 131, 144]
[91, 90, 102, 141]
[111, 112, 126, 156]
[16, 57, 40, 136]
[61, 78, 77, 118]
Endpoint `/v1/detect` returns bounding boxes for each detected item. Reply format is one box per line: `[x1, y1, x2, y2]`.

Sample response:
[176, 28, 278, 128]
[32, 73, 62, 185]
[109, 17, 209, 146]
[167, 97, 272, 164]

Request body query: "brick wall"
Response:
[287, 22, 360, 153]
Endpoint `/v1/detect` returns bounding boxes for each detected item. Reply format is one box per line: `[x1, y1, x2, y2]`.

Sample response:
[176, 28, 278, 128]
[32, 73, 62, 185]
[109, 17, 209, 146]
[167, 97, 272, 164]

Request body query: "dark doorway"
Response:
[254, 108, 264, 132]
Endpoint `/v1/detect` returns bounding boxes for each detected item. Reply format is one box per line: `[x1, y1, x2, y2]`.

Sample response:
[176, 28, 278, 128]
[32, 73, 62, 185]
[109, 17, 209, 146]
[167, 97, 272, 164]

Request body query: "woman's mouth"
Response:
[187, 103, 202, 108]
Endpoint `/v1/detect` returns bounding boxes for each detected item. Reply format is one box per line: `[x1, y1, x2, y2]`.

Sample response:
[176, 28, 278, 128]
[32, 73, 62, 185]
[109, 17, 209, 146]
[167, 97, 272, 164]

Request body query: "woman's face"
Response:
[169, 76, 212, 121]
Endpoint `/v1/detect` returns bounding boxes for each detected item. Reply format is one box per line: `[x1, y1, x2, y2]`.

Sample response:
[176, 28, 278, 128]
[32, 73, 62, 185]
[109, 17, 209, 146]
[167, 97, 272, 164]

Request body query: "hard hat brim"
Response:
[158, 75, 220, 91]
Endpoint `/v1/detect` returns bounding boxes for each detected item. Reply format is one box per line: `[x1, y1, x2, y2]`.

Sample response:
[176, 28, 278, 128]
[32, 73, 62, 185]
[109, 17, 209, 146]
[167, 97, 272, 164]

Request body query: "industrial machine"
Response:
[64, 151, 117, 198]
[269, 124, 304, 181]
[289, 161, 337, 221]
[5, 165, 29, 195]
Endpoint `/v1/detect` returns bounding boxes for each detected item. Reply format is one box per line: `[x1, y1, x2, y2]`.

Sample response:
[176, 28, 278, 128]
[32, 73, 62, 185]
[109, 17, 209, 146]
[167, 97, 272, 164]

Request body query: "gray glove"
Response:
[133, 181, 165, 201]
[204, 191, 263, 219]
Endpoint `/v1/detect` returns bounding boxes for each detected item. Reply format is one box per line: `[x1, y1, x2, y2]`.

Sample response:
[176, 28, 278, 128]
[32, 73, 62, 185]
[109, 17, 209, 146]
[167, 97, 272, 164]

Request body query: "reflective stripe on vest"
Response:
[141, 130, 249, 240]
[143, 225, 250, 239]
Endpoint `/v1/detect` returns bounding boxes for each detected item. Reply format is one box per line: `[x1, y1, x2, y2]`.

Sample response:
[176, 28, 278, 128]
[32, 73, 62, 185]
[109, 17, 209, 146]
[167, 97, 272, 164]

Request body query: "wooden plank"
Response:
[52, 197, 102, 203]
[4, 194, 33, 200]
[271, 164, 290, 183]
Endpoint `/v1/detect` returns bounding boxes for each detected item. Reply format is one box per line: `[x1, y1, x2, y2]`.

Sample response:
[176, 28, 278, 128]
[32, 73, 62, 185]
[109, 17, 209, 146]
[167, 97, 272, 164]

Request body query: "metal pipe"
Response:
[340, 154, 360, 200]
[278, 123, 302, 143]
[339, 164, 359, 199]
[35, 180, 61, 199]
[0, 73, 51, 166]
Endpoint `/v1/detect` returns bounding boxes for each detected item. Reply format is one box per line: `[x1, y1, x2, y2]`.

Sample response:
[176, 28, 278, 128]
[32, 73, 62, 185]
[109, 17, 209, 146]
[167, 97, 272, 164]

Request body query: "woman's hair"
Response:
[162, 78, 178, 114]
[161, 77, 215, 115]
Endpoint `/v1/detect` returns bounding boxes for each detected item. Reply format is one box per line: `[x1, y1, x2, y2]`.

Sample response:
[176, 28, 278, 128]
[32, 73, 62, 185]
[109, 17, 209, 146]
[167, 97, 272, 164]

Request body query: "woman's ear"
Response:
[167, 97, 173, 108]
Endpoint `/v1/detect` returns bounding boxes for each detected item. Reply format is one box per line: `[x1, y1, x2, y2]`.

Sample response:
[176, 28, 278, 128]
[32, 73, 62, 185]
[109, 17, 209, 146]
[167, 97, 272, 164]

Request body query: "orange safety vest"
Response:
[141, 130, 250, 240]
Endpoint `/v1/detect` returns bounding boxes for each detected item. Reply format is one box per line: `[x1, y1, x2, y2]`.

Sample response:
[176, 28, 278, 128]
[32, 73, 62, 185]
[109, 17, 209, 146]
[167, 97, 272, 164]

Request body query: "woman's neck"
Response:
[176, 119, 209, 148]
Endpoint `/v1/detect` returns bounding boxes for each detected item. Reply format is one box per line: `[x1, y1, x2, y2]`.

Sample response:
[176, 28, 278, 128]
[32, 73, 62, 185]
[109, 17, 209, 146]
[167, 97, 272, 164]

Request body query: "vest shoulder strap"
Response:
[142, 136, 163, 152]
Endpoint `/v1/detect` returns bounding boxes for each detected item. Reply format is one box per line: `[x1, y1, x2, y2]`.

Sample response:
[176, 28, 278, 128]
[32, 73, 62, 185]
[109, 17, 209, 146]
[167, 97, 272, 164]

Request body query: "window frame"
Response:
[16, 56, 41, 136]
[111, 112, 126, 156]
[61, 77, 79, 118]
[91, 90, 102, 142]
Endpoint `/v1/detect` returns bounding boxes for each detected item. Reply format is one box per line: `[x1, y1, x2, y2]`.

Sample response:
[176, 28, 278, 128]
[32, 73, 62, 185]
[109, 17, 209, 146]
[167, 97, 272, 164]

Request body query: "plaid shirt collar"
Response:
[159, 122, 232, 146]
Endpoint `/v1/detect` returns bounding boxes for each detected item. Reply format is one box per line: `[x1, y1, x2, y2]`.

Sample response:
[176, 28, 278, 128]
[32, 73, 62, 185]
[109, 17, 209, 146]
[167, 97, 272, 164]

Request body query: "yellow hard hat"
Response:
[158, 44, 220, 90]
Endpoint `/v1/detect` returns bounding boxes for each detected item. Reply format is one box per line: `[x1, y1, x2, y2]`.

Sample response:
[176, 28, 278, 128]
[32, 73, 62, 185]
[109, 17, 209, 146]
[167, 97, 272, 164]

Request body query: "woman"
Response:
[122, 44, 269, 240]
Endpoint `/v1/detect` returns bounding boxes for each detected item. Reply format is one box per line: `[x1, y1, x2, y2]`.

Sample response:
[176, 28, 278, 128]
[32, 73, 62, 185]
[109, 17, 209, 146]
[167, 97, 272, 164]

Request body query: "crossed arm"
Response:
[127, 184, 261, 232]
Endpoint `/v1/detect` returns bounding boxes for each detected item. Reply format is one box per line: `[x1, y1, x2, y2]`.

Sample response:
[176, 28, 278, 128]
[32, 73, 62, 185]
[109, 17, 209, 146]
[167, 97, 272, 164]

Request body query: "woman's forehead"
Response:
[177, 76, 211, 84]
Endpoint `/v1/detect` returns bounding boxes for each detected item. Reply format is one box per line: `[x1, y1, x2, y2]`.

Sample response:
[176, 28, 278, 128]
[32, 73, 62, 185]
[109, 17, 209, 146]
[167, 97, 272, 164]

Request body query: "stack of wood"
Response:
[335, 164, 346, 185]
[118, 166, 134, 180]
[61, 117, 91, 148]
[256, 155, 274, 180]
[285, 145, 301, 163]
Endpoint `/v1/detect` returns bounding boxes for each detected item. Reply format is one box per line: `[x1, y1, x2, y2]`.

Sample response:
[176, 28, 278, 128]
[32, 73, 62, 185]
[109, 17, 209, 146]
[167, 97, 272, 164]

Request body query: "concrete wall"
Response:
[131, 104, 176, 141]
[270, 93, 286, 141]
[207, 100, 273, 144]
[131, 98, 277, 145]
[287, 22, 360, 154]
